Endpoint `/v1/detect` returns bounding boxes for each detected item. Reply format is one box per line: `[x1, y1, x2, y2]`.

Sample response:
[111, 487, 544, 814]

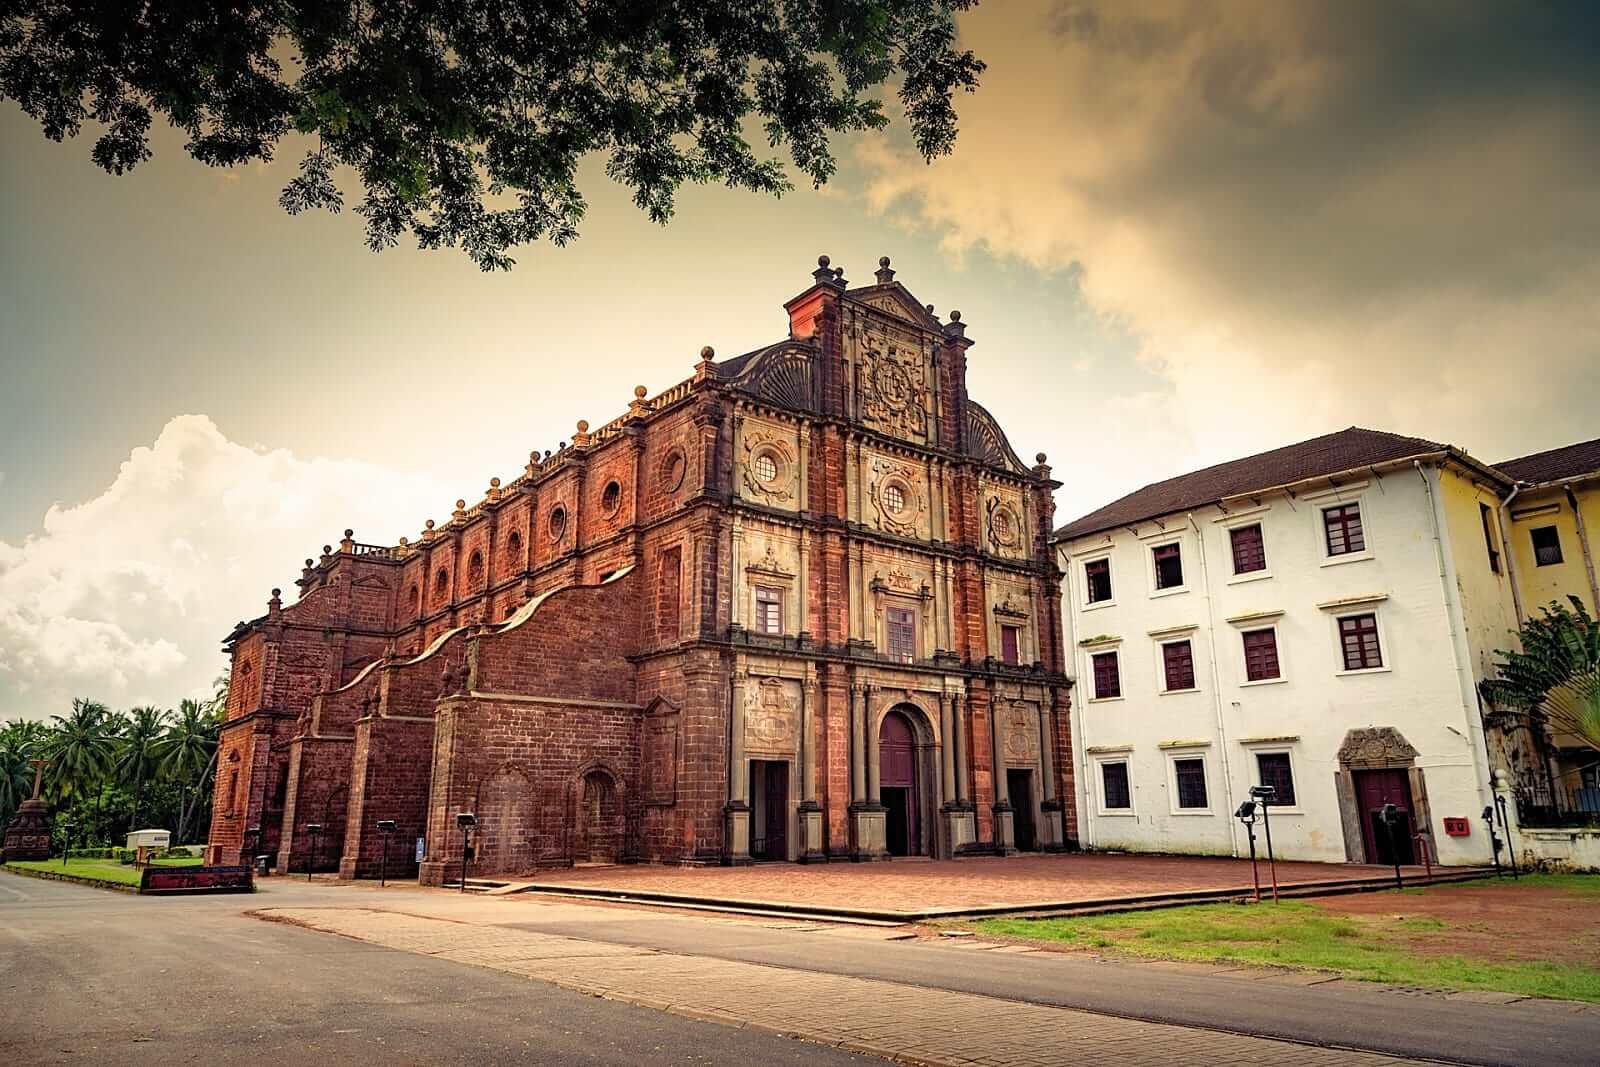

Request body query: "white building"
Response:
[1053, 428, 1520, 867]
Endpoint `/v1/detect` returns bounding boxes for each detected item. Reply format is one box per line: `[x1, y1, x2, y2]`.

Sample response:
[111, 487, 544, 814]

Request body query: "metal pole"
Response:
[1484, 806, 1504, 878]
[1386, 810, 1403, 891]
[380, 831, 389, 888]
[1494, 794, 1518, 879]
[1246, 823, 1260, 903]
[1260, 801, 1279, 902]
[460, 826, 470, 893]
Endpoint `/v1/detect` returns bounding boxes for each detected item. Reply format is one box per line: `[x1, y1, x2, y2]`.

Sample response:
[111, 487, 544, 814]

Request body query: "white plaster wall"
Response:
[1060, 463, 1501, 866]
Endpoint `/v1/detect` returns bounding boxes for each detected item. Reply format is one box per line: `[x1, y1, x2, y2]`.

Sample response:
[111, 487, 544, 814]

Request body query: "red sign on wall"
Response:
[1442, 817, 1470, 837]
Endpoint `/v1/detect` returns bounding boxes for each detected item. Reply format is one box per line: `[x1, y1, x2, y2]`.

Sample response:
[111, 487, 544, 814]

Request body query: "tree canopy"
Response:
[1, 1, 984, 269]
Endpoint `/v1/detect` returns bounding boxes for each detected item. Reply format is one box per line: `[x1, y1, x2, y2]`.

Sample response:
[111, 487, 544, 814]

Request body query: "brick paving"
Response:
[261, 904, 1420, 1066]
[519, 853, 1439, 916]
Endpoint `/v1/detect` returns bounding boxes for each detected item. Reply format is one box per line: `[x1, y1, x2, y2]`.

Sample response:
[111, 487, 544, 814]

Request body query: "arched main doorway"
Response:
[880, 709, 923, 856]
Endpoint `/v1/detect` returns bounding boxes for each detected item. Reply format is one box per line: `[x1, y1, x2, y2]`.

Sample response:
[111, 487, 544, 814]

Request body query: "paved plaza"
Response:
[518, 852, 1457, 918]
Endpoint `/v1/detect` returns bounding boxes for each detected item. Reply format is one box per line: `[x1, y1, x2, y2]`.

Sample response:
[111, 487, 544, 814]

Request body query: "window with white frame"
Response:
[1161, 639, 1196, 692]
[1337, 612, 1383, 671]
[886, 606, 917, 663]
[1230, 523, 1267, 574]
[1084, 558, 1113, 604]
[754, 586, 784, 636]
[1100, 760, 1131, 811]
[1322, 502, 1366, 557]
[1172, 756, 1209, 810]
[1242, 628, 1281, 681]
[1255, 751, 1297, 807]
[1152, 542, 1184, 590]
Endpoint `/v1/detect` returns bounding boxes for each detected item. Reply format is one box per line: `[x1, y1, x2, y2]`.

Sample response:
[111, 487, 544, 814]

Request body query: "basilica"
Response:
[206, 256, 1074, 884]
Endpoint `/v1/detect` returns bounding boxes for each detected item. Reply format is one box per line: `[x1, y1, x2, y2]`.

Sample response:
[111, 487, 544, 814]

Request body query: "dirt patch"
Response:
[1310, 878, 1600, 968]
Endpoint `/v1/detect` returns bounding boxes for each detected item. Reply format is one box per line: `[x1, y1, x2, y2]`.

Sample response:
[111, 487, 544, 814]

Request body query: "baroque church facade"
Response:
[207, 257, 1074, 883]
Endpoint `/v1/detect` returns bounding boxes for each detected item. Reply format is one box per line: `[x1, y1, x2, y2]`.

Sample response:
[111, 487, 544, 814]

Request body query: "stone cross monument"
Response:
[3, 757, 55, 862]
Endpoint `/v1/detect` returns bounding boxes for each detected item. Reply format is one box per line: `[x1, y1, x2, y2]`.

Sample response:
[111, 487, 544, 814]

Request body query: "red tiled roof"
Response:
[1495, 438, 1600, 486]
[1054, 427, 1456, 541]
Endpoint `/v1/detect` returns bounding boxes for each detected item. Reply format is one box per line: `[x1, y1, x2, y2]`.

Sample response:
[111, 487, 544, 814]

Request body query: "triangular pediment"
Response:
[846, 283, 943, 330]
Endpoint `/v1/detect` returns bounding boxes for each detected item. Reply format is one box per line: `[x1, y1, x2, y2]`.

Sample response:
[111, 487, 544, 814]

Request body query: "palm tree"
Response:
[115, 706, 170, 830]
[160, 698, 221, 844]
[45, 699, 117, 805]
[1483, 597, 1600, 753]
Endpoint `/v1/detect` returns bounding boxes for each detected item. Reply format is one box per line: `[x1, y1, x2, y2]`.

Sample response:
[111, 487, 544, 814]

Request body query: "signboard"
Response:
[139, 865, 254, 895]
[1442, 817, 1470, 837]
[415, 837, 426, 863]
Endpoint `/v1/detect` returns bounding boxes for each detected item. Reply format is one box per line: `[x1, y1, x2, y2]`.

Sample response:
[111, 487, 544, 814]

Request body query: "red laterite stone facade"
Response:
[208, 258, 1075, 883]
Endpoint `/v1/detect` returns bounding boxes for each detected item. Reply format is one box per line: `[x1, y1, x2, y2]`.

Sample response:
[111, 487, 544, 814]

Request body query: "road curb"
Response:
[0, 863, 139, 893]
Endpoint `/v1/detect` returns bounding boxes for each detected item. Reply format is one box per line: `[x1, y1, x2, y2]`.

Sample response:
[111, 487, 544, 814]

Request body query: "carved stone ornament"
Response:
[659, 447, 687, 493]
[746, 542, 794, 580]
[993, 591, 1030, 619]
[986, 496, 1022, 552]
[869, 458, 925, 536]
[741, 431, 795, 502]
[1336, 726, 1420, 768]
[857, 328, 929, 442]
[1003, 703, 1037, 764]
[745, 677, 798, 752]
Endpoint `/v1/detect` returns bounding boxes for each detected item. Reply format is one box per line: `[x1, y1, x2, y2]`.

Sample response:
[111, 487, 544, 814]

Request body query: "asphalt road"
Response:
[0, 874, 875, 1065]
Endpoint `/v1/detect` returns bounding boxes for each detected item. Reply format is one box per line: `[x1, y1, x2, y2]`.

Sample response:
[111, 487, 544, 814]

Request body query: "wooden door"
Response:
[880, 711, 920, 855]
[1008, 769, 1036, 851]
[1355, 769, 1415, 865]
[764, 761, 788, 861]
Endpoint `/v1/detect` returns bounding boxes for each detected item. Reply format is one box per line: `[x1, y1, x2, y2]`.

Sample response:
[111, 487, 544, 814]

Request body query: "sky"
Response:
[2, 0, 1596, 722]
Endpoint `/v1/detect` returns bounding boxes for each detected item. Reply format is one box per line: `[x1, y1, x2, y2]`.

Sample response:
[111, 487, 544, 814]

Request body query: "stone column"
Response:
[849, 682, 887, 859]
[939, 690, 975, 854]
[988, 690, 1016, 855]
[798, 676, 825, 861]
[865, 687, 882, 806]
[953, 691, 971, 805]
[849, 682, 867, 804]
[1037, 702, 1066, 851]
[939, 692, 958, 803]
[723, 670, 751, 864]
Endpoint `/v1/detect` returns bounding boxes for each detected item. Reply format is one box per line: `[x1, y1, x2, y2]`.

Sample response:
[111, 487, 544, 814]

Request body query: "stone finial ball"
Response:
[456, 499, 466, 509]
[635, 385, 648, 398]
[879, 256, 891, 267]
[344, 528, 353, 538]
[305, 558, 314, 567]
[576, 419, 589, 433]
[817, 254, 830, 268]
[926, 304, 935, 315]
[1036, 452, 1048, 464]
[425, 519, 435, 529]
[323, 544, 332, 554]
[271, 588, 281, 598]
[490, 477, 500, 487]
[950, 310, 961, 322]
[700, 345, 715, 359]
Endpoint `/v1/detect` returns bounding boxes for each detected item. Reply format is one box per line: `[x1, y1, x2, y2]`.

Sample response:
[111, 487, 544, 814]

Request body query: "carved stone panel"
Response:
[867, 455, 927, 537]
[1003, 702, 1038, 765]
[857, 326, 929, 443]
[1336, 727, 1420, 768]
[644, 712, 680, 806]
[985, 493, 1025, 556]
[745, 677, 799, 755]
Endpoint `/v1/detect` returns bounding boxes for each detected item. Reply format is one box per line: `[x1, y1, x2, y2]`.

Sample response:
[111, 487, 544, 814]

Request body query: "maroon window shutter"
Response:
[1162, 640, 1195, 691]
[1338, 613, 1382, 670]
[1242, 629, 1280, 681]
[1000, 625, 1020, 666]
[1323, 503, 1365, 556]
[1092, 651, 1121, 699]
[888, 607, 917, 663]
[1229, 524, 1266, 574]
[1085, 559, 1113, 603]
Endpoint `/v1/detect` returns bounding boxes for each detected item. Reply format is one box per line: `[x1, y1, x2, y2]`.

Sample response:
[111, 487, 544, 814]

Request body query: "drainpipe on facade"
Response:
[1496, 483, 1525, 623]
[1059, 543, 1095, 851]
[1188, 512, 1239, 858]
[1416, 461, 1497, 844]
[1564, 484, 1600, 613]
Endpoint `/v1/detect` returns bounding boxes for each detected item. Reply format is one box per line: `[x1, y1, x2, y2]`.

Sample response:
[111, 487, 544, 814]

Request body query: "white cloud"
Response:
[0, 415, 449, 721]
[858, 0, 1600, 515]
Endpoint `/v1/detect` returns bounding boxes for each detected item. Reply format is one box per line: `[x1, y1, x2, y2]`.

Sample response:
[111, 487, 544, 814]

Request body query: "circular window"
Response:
[548, 505, 567, 542]
[992, 509, 1015, 543]
[883, 483, 905, 514]
[661, 450, 687, 492]
[752, 453, 779, 484]
[601, 480, 622, 515]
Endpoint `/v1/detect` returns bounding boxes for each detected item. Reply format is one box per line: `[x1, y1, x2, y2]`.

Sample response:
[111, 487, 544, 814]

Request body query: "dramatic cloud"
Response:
[0, 416, 449, 721]
[860, 0, 1600, 512]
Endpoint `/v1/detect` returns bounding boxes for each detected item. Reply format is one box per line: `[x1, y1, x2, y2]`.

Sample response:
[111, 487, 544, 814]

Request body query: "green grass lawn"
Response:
[5, 855, 204, 887]
[972, 875, 1600, 1003]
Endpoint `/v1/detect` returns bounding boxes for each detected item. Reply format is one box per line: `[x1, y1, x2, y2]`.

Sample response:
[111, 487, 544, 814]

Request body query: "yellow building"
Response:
[1497, 438, 1600, 620]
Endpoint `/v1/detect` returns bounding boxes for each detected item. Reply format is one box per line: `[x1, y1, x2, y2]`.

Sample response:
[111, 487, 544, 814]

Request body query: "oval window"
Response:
[601, 480, 622, 515]
[548, 505, 567, 542]
[883, 483, 905, 513]
[753, 453, 779, 483]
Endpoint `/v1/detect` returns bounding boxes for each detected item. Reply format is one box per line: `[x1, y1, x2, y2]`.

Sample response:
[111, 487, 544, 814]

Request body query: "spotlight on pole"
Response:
[304, 823, 323, 882]
[455, 812, 477, 893]
[376, 819, 397, 887]
[1234, 800, 1260, 902]
[1248, 785, 1279, 901]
